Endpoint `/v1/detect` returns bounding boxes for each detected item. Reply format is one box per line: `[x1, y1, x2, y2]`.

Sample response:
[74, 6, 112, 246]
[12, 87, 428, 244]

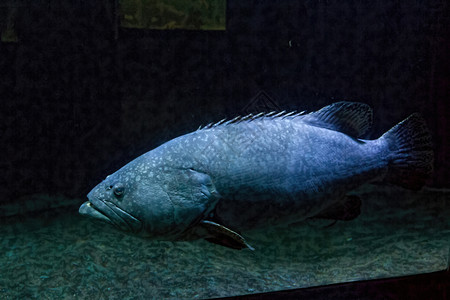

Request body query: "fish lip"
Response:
[79, 201, 113, 224]
[80, 198, 142, 233]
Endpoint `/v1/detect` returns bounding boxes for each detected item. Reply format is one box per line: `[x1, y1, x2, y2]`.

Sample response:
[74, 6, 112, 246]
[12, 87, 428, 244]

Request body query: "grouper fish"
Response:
[79, 102, 433, 250]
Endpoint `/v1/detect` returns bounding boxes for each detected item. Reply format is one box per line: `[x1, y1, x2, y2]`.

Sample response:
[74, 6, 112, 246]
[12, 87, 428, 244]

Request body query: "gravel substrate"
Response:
[1, 185, 449, 299]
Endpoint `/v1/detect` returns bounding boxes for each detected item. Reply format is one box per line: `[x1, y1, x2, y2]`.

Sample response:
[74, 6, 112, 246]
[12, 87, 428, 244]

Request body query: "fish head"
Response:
[79, 163, 220, 240]
[79, 171, 173, 237]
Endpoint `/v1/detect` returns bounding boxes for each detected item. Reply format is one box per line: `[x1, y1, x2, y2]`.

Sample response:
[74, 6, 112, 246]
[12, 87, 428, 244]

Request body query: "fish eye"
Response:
[113, 185, 125, 197]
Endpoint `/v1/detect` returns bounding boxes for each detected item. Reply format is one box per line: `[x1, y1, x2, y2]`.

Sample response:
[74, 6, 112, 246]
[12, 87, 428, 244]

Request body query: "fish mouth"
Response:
[79, 199, 142, 233]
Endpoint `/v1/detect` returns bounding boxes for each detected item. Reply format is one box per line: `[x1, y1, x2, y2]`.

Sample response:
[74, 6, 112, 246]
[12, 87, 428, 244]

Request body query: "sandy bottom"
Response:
[1, 185, 449, 299]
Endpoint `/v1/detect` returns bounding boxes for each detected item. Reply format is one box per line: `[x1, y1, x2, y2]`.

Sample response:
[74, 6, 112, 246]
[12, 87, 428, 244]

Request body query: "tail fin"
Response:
[382, 113, 434, 190]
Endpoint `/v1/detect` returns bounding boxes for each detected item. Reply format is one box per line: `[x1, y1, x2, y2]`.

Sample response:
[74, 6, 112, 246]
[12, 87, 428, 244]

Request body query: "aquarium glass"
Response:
[0, 1, 448, 299]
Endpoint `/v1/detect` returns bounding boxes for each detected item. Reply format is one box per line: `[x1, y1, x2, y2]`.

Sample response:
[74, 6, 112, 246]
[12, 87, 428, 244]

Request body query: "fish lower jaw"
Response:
[79, 201, 113, 224]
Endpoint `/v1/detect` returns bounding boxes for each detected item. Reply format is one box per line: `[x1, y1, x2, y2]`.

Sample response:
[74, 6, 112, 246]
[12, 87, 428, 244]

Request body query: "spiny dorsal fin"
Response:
[198, 110, 306, 131]
[303, 102, 372, 138]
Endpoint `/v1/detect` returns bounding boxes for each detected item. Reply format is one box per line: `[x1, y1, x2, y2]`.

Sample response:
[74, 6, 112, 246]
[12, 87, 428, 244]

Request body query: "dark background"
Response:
[0, 0, 449, 208]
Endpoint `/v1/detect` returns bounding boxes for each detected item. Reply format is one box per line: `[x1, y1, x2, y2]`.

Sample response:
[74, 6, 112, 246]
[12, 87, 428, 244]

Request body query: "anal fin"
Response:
[312, 195, 361, 221]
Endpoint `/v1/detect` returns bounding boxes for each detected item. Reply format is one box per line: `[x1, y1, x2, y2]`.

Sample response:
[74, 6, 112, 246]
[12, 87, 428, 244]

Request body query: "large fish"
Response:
[79, 102, 433, 250]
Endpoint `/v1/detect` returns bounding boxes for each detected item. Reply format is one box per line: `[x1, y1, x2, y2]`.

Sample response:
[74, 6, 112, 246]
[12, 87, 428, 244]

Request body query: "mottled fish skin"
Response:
[167, 116, 384, 229]
[79, 102, 433, 248]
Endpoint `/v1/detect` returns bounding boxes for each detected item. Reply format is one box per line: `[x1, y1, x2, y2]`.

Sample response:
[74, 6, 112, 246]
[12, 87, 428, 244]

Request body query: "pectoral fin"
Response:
[199, 220, 255, 251]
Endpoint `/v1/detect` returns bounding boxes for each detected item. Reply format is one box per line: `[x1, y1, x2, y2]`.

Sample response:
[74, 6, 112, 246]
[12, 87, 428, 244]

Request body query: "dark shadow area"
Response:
[221, 270, 450, 300]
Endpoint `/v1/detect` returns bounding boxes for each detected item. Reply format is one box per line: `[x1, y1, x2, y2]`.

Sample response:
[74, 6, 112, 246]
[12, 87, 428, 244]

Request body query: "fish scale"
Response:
[79, 102, 433, 250]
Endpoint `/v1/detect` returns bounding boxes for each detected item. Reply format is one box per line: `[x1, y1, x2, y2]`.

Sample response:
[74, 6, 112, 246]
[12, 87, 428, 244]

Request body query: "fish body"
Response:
[79, 102, 433, 250]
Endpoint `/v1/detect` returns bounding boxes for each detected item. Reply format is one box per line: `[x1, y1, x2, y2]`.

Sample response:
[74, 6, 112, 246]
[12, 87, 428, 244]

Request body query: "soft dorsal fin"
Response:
[303, 102, 373, 138]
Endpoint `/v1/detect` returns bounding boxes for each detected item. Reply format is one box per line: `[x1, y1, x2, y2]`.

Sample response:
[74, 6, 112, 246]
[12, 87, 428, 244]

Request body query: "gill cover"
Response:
[163, 168, 221, 235]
